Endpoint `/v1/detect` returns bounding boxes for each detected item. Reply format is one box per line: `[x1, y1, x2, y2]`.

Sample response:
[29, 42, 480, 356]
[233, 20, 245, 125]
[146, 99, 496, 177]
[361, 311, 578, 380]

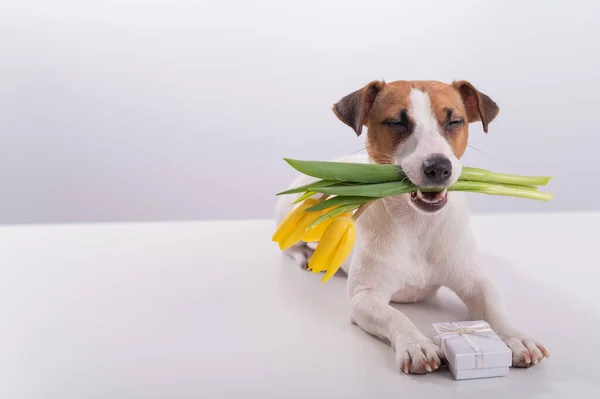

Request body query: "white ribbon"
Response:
[435, 322, 492, 369]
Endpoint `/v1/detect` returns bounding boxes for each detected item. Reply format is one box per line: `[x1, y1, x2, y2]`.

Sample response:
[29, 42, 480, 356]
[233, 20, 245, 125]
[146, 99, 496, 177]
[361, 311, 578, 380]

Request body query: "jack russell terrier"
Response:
[275, 79, 549, 374]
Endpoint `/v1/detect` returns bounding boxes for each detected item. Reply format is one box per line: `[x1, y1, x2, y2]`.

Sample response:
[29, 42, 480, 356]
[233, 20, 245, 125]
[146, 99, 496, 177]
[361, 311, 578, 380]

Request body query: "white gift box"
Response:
[432, 321, 512, 380]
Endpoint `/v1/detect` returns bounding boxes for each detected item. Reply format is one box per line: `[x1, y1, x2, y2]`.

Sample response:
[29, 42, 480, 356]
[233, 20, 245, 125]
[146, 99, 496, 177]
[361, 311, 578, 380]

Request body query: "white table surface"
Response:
[0, 212, 598, 399]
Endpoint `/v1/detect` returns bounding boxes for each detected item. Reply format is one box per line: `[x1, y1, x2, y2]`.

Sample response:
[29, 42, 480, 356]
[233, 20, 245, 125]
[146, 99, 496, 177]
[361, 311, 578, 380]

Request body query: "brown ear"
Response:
[452, 81, 499, 133]
[332, 80, 385, 136]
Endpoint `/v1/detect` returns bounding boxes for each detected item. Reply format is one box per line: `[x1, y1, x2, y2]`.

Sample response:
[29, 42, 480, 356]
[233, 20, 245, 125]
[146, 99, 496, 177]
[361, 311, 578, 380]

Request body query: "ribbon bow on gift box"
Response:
[435, 322, 492, 369]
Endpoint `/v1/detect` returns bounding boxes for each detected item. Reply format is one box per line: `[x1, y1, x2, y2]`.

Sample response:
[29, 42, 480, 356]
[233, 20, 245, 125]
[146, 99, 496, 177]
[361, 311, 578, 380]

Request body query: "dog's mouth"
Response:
[409, 189, 448, 213]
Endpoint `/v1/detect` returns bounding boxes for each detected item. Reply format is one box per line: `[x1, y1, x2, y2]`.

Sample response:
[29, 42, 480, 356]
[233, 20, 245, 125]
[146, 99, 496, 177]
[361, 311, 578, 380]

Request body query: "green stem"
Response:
[460, 167, 552, 187]
[448, 181, 554, 201]
[312, 180, 553, 202]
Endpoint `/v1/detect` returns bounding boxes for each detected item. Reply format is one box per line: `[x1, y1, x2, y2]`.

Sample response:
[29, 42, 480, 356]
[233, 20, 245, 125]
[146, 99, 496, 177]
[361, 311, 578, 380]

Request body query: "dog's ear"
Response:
[333, 80, 385, 136]
[452, 81, 499, 133]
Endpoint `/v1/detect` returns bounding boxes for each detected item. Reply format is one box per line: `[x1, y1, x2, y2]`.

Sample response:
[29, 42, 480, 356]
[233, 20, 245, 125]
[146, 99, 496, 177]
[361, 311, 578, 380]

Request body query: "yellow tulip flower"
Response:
[272, 198, 326, 250]
[308, 217, 356, 283]
[300, 210, 353, 242]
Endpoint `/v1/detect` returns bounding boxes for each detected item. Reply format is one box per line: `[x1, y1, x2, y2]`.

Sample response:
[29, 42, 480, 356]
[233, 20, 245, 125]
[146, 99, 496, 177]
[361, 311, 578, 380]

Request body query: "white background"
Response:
[0, 0, 597, 224]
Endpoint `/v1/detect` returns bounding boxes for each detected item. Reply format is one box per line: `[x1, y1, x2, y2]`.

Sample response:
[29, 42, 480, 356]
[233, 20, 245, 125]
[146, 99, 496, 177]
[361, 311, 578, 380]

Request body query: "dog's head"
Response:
[333, 80, 499, 213]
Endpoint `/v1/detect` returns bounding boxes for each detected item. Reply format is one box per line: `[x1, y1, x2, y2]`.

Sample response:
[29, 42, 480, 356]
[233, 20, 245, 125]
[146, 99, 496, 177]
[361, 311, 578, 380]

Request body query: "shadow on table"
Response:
[277, 251, 599, 396]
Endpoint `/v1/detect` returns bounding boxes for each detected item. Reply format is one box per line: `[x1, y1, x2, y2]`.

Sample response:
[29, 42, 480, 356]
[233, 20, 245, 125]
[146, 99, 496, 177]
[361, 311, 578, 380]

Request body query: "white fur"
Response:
[275, 95, 547, 374]
[398, 89, 462, 186]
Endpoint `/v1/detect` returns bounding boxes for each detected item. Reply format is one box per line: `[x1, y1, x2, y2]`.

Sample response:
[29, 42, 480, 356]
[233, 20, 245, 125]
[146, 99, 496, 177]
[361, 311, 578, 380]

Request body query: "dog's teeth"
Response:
[441, 188, 448, 196]
[415, 189, 446, 204]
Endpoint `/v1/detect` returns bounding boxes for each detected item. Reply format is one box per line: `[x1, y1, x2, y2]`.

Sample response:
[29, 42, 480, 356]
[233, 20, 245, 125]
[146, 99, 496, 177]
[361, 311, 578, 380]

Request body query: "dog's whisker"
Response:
[343, 146, 395, 164]
[343, 147, 370, 159]
[467, 144, 493, 160]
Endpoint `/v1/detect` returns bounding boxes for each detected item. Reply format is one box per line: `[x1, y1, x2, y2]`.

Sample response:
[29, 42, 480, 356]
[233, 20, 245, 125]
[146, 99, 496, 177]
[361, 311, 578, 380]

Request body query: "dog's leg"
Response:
[348, 254, 443, 374]
[283, 242, 314, 270]
[452, 275, 549, 367]
[350, 289, 443, 374]
[443, 218, 550, 368]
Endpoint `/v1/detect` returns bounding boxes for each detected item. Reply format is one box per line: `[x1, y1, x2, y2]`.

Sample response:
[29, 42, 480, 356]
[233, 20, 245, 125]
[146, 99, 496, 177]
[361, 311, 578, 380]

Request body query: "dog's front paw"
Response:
[284, 243, 315, 270]
[394, 338, 444, 374]
[502, 335, 549, 367]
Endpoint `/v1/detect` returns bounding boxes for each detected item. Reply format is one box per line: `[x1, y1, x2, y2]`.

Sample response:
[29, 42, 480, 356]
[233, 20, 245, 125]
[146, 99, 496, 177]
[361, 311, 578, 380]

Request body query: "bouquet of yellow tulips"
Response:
[273, 159, 553, 283]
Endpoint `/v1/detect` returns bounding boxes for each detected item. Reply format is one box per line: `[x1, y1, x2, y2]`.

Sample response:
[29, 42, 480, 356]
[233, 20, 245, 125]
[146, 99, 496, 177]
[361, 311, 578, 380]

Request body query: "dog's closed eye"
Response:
[382, 109, 412, 134]
[382, 119, 407, 127]
[443, 108, 465, 130]
[446, 119, 464, 128]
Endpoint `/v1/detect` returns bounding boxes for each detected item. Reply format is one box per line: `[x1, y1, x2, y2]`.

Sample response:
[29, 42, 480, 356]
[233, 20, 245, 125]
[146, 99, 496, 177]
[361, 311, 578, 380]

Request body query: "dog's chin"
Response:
[407, 189, 448, 214]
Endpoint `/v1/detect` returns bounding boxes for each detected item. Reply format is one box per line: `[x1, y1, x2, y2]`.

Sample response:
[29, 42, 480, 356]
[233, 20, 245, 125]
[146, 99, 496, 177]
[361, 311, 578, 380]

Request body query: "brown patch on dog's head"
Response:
[332, 80, 499, 163]
[425, 81, 473, 159]
[332, 80, 385, 136]
[451, 80, 500, 133]
[362, 81, 414, 164]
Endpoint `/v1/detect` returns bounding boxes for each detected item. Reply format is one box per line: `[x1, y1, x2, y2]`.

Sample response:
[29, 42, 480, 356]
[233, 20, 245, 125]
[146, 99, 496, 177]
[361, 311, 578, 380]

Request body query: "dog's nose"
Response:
[422, 156, 452, 185]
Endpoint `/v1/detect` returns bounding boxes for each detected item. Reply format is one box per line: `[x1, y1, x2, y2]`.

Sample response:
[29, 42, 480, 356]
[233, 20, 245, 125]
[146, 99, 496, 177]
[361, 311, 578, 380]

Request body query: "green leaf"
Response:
[284, 159, 405, 183]
[292, 191, 316, 204]
[305, 195, 373, 211]
[276, 180, 339, 196]
[312, 181, 417, 198]
[308, 204, 361, 229]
